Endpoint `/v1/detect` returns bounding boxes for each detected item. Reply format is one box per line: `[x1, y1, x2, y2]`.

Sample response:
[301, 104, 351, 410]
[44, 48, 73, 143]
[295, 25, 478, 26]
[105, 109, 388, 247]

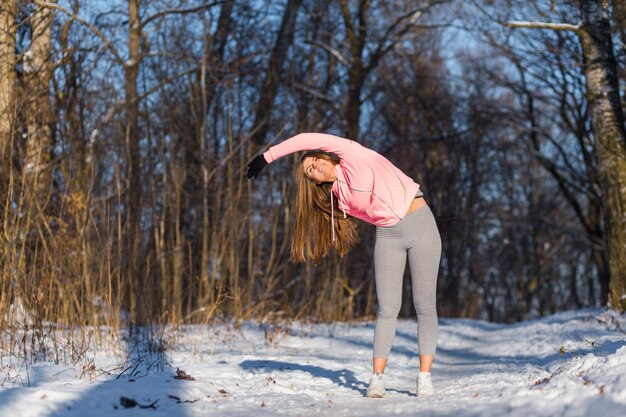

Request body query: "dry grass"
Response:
[0, 147, 364, 368]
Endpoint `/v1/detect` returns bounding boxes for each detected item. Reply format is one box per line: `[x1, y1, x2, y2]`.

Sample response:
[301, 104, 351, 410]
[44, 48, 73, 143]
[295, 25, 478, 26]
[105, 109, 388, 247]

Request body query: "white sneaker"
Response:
[417, 372, 435, 397]
[366, 372, 385, 398]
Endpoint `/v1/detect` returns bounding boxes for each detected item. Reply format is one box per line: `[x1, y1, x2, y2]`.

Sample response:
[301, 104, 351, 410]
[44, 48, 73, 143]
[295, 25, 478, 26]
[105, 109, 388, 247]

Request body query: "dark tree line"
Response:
[0, 0, 624, 345]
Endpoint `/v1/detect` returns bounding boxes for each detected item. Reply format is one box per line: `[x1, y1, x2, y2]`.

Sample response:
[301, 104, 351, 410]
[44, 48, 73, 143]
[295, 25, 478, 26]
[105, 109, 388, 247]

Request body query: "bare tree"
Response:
[0, 0, 17, 316]
[250, 0, 303, 146]
[197, 0, 234, 313]
[123, 0, 142, 320]
[479, 16, 608, 307]
[0, 0, 16, 197]
[23, 0, 55, 212]
[338, 0, 449, 139]
[506, 0, 626, 312]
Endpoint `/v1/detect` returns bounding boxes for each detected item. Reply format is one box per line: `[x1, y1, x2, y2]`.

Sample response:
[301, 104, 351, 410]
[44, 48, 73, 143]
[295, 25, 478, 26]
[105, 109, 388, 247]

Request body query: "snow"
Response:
[1, 308, 625, 417]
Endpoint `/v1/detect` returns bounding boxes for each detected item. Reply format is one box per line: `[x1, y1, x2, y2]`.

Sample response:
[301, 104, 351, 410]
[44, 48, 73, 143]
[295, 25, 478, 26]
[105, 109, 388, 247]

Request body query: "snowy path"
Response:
[1, 308, 625, 416]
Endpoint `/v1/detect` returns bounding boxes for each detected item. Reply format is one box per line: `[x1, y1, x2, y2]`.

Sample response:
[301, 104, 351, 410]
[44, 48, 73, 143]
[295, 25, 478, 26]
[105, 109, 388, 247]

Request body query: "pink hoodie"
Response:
[263, 133, 422, 227]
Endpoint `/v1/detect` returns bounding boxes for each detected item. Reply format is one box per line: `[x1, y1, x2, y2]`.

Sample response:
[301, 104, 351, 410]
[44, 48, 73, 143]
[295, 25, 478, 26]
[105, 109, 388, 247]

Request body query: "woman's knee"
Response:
[377, 303, 401, 320]
[414, 303, 437, 317]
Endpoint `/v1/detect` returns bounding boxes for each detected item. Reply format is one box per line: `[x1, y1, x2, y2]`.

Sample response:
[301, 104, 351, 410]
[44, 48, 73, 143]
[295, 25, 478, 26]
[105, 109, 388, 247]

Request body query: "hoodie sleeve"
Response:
[263, 133, 359, 163]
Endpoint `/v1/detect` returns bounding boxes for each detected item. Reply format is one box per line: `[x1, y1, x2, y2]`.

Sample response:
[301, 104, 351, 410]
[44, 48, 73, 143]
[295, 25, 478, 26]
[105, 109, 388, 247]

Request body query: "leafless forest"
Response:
[1, 0, 625, 356]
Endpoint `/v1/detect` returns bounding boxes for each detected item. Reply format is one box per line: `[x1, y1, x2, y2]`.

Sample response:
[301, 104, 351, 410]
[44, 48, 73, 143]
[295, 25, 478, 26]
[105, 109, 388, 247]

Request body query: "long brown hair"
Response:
[291, 151, 359, 263]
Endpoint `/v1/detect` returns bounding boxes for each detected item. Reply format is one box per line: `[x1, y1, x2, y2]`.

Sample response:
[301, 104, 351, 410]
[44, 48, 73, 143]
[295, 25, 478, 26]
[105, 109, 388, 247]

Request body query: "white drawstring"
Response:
[330, 166, 346, 243]
[331, 190, 335, 242]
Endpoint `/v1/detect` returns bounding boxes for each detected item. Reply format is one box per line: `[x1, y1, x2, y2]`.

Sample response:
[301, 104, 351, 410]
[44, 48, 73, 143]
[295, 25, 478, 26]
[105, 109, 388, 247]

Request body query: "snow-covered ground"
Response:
[1, 308, 625, 417]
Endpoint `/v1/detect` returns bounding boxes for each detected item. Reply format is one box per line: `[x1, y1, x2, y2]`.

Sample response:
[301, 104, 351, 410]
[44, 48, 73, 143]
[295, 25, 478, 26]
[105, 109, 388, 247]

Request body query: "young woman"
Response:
[247, 132, 442, 398]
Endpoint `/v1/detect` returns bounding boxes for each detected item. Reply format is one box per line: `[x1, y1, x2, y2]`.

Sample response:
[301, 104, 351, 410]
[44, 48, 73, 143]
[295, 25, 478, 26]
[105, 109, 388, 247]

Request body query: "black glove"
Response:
[435, 214, 458, 235]
[247, 155, 268, 179]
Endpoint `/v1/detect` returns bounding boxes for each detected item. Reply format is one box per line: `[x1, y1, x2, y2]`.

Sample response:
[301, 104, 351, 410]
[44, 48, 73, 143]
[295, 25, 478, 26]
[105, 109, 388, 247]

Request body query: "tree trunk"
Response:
[198, 0, 234, 309]
[0, 0, 16, 179]
[250, 0, 303, 146]
[203, 0, 234, 106]
[0, 0, 17, 312]
[339, 0, 369, 139]
[578, 0, 626, 312]
[125, 0, 142, 322]
[0, 1, 16, 161]
[24, 1, 55, 212]
[172, 161, 184, 324]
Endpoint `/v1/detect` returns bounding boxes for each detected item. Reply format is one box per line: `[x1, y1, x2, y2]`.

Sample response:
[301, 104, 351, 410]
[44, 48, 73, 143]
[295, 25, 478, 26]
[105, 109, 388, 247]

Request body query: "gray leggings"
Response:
[373, 205, 441, 358]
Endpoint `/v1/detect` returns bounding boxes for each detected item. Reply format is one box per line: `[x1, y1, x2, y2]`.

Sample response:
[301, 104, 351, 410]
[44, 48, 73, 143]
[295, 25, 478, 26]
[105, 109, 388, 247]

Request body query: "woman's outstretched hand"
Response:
[247, 154, 268, 179]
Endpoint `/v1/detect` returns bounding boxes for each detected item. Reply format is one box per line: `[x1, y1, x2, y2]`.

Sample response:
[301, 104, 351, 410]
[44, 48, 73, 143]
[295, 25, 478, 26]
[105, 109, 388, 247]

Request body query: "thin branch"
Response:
[338, 0, 356, 45]
[32, 1, 125, 66]
[377, 0, 448, 46]
[141, 1, 227, 28]
[291, 82, 334, 103]
[366, 0, 449, 73]
[302, 39, 349, 67]
[504, 21, 581, 32]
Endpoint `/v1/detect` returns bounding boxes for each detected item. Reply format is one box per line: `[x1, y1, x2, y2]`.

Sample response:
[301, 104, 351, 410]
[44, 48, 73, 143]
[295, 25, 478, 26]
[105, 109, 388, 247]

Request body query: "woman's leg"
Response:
[419, 354, 433, 373]
[373, 357, 387, 374]
[407, 209, 441, 367]
[372, 233, 407, 373]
